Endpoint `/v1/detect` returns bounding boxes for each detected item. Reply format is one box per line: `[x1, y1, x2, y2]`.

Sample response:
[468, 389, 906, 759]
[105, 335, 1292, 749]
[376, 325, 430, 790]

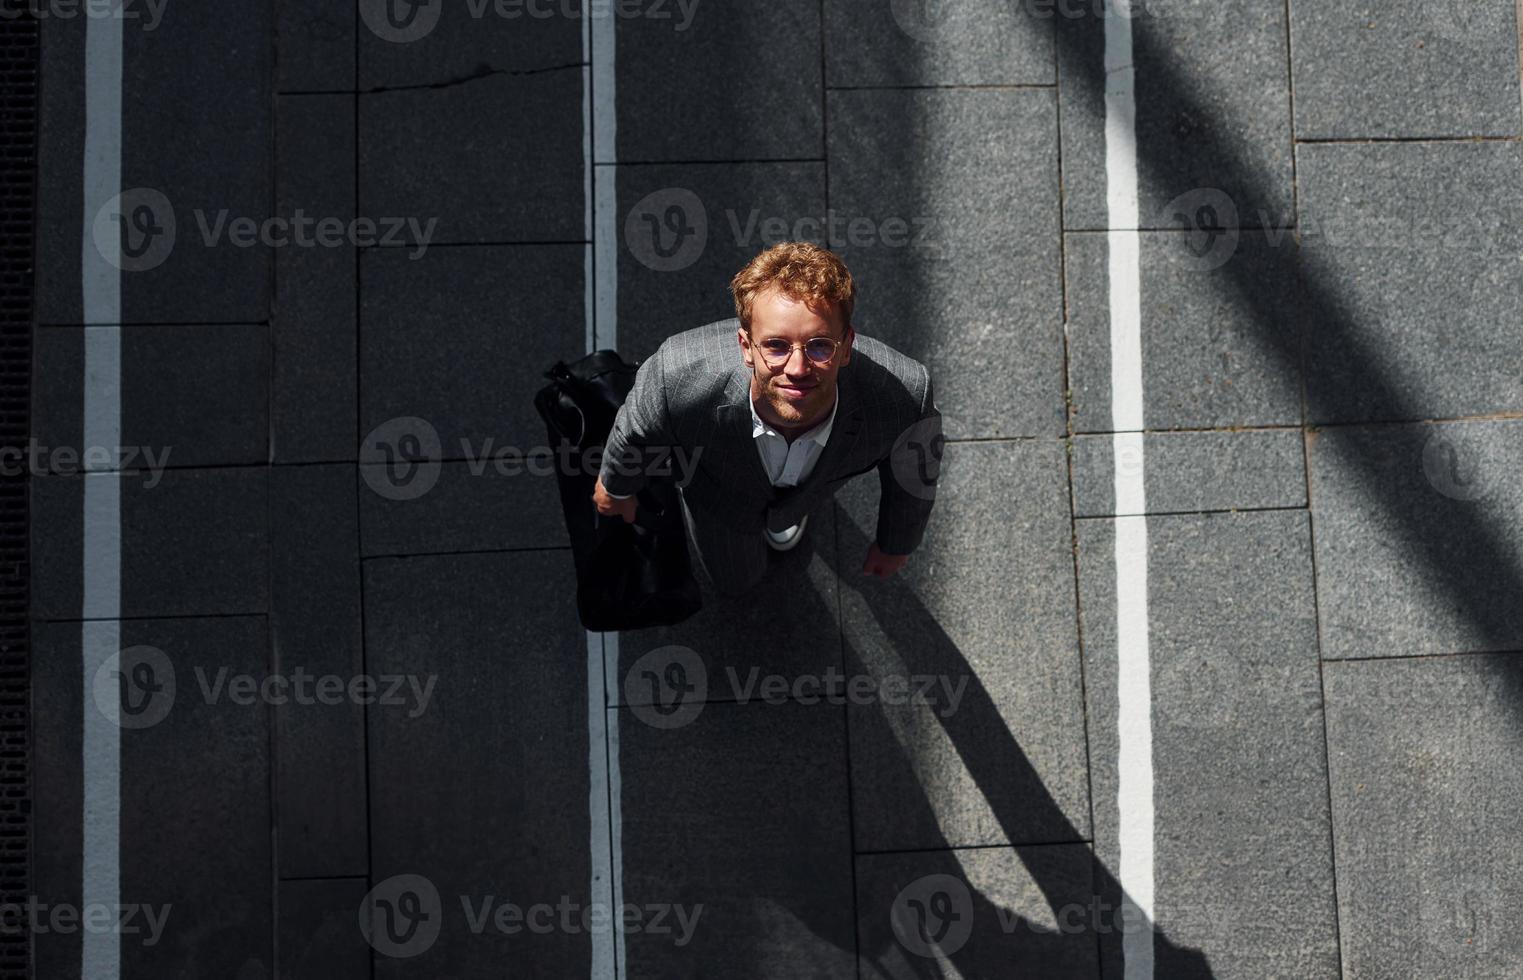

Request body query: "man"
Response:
[592, 241, 942, 596]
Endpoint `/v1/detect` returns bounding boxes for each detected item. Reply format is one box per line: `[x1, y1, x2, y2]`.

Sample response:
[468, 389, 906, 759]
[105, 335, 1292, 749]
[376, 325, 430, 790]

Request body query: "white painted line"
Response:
[586, 5, 623, 978]
[1104, 1, 1154, 976]
[81, 11, 124, 980]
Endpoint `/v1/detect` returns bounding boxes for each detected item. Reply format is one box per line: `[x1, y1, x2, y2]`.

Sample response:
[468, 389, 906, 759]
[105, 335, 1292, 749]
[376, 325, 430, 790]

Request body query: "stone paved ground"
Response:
[28, 0, 1523, 977]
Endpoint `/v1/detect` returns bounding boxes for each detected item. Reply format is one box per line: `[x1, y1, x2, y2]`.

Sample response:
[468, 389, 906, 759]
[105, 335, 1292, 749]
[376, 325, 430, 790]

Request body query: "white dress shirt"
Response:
[748, 390, 838, 487]
[604, 390, 838, 499]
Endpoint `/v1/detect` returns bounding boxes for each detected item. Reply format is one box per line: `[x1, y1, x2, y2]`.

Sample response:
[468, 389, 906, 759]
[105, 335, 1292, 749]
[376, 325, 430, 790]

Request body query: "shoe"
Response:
[765, 515, 808, 552]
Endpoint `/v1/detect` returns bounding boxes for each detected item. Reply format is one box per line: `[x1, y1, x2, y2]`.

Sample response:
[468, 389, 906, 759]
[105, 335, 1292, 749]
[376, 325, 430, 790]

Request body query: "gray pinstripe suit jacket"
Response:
[598, 318, 941, 555]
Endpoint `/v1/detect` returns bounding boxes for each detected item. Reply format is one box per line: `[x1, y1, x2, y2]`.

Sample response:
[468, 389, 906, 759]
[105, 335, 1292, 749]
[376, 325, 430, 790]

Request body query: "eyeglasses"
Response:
[752, 334, 845, 368]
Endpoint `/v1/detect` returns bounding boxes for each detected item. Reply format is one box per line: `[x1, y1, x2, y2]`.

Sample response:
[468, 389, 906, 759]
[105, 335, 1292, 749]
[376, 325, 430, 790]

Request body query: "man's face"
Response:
[738, 285, 854, 432]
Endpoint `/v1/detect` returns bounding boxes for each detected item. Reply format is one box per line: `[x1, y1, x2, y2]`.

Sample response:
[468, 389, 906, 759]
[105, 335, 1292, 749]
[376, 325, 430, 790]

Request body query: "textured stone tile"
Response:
[1065, 231, 1305, 432]
[279, 879, 372, 980]
[1071, 428, 1306, 516]
[34, 617, 274, 978]
[855, 846, 1097, 977]
[358, 69, 582, 245]
[1325, 654, 1523, 979]
[1078, 510, 1338, 978]
[1308, 419, 1523, 659]
[359, 244, 584, 456]
[358, 460, 566, 557]
[272, 465, 367, 878]
[824, 0, 1052, 87]
[613, 503, 839, 706]
[275, 94, 357, 463]
[615, 700, 855, 978]
[33, 468, 269, 620]
[37, 5, 273, 324]
[357, 0, 579, 90]
[1297, 142, 1523, 424]
[613, 162, 825, 361]
[277, 0, 354, 92]
[828, 88, 1064, 438]
[363, 550, 591, 977]
[615, 0, 821, 161]
[1289, 0, 1521, 138]
[1057, 0, 1294, 230]
[837, 441, 1090, 850]
[34, 324, 269, 470]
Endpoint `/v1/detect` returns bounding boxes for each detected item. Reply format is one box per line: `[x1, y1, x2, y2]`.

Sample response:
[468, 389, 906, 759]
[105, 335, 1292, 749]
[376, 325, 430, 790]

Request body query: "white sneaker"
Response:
[764, 515, 808, 552]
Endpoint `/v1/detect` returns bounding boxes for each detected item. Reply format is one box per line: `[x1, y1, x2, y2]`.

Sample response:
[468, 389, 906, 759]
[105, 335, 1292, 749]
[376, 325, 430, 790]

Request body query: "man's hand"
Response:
[862, 542, 909, 579]
[592, 476, 637, 523]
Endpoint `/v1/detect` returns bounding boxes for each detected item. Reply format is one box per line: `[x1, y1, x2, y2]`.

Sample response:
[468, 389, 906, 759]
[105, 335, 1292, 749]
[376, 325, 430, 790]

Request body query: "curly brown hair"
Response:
[729, 241, 855, 337]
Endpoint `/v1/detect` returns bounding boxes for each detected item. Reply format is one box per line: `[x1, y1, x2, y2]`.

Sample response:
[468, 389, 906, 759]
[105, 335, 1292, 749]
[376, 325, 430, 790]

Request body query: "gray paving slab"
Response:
[1289, 0, 1522, 139]
[613, 162, 825, 361]
[32, 467, 269, 620]
[37, 5, 273, 324]
[359, 244, 584, 457]
[855, 845, 1097, 977]
[363, 550, 592, 977]
[279, 879, 372, 980]
[272, 465, 367, 879]
[1325, 654, 1523, 979]
[277, 0, 355, 92]
[275, 94, 357, 463]
[358, 459, 567, 557]
[1297, 142, 1523, 425]
[34, 616, 274, 978]
[1308, 419, 1523, 659]
[34, 324, 268, 470]
[836, 440, 1090, 850]
[828, 87, 1064, 439]
[358, 69, 582, 245]
[1078, 509, 1338, 977]
[614, 0, 821, 161]
[357, 0, 580, 90]
[1056, 0, 1295, 231]
[1071, 428, 1306, 516]
[615, 700, 856, 978]
[613, 502, 839, 706]
[1065, 230, 1305, 432]
[824, 0, 1052, 87]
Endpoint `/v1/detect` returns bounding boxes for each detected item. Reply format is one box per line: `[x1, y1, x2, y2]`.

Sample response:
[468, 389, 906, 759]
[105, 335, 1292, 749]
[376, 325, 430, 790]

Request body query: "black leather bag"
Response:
[534, 350, 702, 631]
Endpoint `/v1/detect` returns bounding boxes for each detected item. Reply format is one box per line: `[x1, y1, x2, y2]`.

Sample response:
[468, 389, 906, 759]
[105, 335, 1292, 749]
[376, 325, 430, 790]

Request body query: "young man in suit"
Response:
[592, 241, 942, 596]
